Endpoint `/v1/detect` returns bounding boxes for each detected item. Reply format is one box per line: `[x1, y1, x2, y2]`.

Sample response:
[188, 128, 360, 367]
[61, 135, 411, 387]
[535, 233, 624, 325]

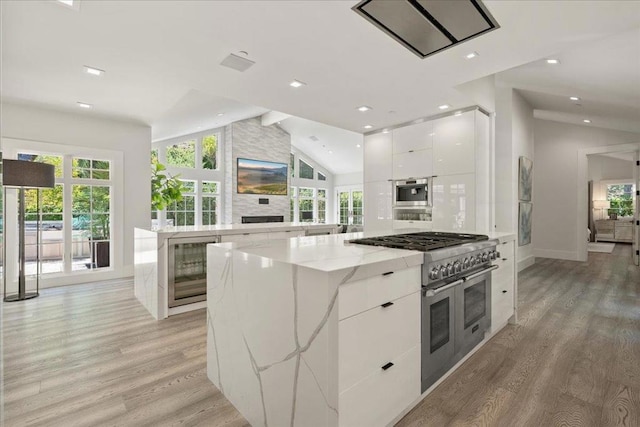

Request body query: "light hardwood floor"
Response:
[1, 245, 639, 426]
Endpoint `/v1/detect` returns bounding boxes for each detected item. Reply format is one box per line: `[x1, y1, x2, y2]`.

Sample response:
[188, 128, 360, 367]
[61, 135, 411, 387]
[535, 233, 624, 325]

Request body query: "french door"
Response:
[337, 188, 363, 225]
[635, 151, 639, 266]
[2, 139, 123, 290]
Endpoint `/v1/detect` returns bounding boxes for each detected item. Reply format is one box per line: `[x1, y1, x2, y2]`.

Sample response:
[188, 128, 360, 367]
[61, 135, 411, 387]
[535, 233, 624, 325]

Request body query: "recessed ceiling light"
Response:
[569, 96, 580, 101]
[357, 105, 372, 112]
[465, 52, 479, 59]
[84, 66, 104, 76]
[438, 104, 450, 110]
[329, 150, 333, 154]
[546, 59, 560, 64]
[77, 102, 92, 109]
[289, 80, 306, 88]
[583, 119, 591, 123]
[363, 125, 373, 129]
[356, 144, 361, 148]
[217, 113, 224, 117]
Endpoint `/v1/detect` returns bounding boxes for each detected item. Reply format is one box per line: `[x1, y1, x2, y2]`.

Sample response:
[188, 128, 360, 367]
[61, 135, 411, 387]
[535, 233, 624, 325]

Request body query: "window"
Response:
[166, 140, 196, 168]
[299, 159, 314, 179]
[202, 135, 218, 170]
[73, 158, 110, 180]
[317, 189, 326, 223]
[166, 180, 196, 226]
[154, 130, 224, 226]
[72, 184, 111, 270]
[202, 181, 220, 225]
[298, 188, 314, 222]
[290, 187, 297, 221]
[337, 189, 364, 225]
[318, 172, 326, 181]
[607, 184, 636, 217]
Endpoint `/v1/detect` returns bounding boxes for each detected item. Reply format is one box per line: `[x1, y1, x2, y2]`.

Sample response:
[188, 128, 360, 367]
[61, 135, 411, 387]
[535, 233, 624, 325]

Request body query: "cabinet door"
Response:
[392, 149, 433, 180]
[431, 174, 476, 231]
[364, 181, 392, 232]
[364, 133, 392, 183]
[219, 232, 269, 243]
[392, 121, 433, 154]
[433, 111, 475, 176]
[491, 240, 515, 332]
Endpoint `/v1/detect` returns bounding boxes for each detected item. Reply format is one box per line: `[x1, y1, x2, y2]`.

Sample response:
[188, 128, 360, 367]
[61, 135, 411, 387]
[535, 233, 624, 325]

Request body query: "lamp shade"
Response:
[2, 159, 55, 188]
[593, 200, 610, 209]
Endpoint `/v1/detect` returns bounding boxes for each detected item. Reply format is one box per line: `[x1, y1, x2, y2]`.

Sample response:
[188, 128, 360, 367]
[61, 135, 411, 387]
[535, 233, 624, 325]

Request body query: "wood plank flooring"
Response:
[1, 244, 638, 426]
[398, 244, 640, 427]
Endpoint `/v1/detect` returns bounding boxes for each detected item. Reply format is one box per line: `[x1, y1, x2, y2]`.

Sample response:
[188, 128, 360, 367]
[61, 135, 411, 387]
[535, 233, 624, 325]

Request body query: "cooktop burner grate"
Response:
[349, 231, 488, 252]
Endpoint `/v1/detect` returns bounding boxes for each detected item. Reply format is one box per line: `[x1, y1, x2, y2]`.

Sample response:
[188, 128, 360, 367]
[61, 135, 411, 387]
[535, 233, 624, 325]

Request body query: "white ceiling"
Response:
[2, 1, 640, 174]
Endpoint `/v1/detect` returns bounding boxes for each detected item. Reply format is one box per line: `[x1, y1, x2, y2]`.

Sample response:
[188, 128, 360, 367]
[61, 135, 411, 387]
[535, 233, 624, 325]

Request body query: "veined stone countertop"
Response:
[142, 222, 340, 237]
[210, 229, 516, 282]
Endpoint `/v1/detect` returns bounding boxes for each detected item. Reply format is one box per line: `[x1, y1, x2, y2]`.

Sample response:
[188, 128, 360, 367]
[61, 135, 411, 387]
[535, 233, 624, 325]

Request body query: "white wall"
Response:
[533, 119, 640, 260]
[334, 172, 363, 187]
[0, 102, 151, 280]
[495, 87, 535, 271]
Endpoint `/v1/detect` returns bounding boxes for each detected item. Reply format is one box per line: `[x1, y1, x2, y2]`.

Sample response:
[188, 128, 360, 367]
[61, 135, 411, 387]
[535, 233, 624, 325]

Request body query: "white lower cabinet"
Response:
[267, 230, 305, 239]
[337, 268, 421, 427]
[339, 346, 420, 427]
[339, 292, 420, 392]
[491, 240, 515, 332]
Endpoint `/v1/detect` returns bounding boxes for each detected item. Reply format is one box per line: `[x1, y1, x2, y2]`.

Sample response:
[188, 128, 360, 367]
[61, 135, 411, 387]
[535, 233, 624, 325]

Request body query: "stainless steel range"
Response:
[349, 231, 499, 392]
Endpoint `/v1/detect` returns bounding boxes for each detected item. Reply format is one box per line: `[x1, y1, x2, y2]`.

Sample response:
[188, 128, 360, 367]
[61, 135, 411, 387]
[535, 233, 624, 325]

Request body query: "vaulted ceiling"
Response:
[2, 1, 639, 174]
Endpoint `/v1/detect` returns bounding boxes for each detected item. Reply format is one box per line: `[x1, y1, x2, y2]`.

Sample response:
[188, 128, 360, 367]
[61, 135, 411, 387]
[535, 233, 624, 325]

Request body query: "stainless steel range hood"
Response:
[352, 0, 499, 59]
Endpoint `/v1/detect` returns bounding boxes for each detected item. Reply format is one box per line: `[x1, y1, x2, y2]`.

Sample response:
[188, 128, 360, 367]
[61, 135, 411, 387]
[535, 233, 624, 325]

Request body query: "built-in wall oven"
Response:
[393, 178, 433, 222]
[168, 235, 220, 308]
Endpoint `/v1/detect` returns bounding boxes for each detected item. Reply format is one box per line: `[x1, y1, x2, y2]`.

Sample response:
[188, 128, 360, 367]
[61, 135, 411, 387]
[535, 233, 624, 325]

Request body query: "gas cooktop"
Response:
[348, 231, 489, 252]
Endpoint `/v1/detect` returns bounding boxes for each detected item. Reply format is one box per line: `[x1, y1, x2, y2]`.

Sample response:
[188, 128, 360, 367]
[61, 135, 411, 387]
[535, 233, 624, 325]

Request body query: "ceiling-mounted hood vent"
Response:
[352, 0, 499, 59]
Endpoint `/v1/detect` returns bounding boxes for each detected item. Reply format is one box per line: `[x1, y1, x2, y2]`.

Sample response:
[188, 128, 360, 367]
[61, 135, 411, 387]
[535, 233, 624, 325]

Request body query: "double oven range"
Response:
[349, 231, 499, 392]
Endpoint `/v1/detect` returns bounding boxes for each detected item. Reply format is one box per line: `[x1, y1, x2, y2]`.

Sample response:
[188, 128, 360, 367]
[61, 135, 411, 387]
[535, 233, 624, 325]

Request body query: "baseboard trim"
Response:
[517, 255, 536, 272]
[532, 248, 579, 261]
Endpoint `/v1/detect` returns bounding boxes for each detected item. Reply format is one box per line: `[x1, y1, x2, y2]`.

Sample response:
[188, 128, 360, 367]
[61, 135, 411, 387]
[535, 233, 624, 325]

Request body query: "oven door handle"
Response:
[464, 265, 499, 282]
[424, 279, 464, 297]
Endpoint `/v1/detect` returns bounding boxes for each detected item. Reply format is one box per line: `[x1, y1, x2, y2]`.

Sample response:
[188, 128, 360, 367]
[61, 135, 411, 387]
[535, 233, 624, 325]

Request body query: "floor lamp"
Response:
[3, 159, 55, 302]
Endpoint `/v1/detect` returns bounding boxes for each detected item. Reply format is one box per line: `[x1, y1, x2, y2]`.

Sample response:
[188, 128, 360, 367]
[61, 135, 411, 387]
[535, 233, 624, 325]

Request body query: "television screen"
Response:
[237, 158, 288, 195]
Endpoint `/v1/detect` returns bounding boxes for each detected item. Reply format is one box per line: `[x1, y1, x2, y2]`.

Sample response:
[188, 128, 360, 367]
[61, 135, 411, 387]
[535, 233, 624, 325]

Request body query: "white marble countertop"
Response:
[209, 229, 516, 280]
[138, 222, 340, 237]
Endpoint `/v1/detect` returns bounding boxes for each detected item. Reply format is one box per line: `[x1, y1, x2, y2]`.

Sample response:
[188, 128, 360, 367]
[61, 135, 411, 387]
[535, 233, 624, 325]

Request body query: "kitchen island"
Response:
[134, 222, 339, 319]
[206, 230, 516, 427]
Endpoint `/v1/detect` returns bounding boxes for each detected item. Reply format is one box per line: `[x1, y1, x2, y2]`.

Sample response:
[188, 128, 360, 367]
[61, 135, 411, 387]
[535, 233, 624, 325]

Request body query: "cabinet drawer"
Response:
[492, 284, 514, 330]
[339, 266, 420, 320]
[339, 292, 420, 393]
[493, 259, 514, 288]
[339, 345, 421, 427]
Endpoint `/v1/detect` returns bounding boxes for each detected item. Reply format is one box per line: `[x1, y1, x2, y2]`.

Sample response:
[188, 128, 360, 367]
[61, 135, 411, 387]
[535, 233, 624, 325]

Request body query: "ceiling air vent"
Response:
[353, 0, 499, 59]
[220, 53, 255, 72]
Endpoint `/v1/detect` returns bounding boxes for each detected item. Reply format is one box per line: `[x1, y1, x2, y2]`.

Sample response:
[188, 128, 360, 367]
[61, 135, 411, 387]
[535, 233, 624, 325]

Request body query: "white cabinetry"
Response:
[393, 149, 433, 180]
[364, 177, 393, 232]
[219, 232, 270, 243]
[393, 121, 433, 153]
[432, 112, 476, 176]
[338, 266, 421, 427]
[491, 240, 515, 332]
[364, 132, 392, 183]
[432, 173, 476, 231]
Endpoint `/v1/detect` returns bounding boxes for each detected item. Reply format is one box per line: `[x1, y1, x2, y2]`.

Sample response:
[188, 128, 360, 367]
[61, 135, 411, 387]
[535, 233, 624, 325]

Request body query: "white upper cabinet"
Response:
[364, 132, 393, 183]
[392, 121, 433, 154]
[433, 111, 476, 176]
[364, 180, 393, 232]
[393, 149, 433, 180]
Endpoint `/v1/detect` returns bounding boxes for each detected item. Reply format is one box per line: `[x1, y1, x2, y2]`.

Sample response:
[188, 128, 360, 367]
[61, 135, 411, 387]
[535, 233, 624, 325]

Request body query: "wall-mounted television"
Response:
[237, 158, 288, 195]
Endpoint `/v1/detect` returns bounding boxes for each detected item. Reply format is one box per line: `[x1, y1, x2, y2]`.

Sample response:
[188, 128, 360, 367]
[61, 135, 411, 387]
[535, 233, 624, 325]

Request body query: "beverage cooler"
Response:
[167, 235, 220, 308]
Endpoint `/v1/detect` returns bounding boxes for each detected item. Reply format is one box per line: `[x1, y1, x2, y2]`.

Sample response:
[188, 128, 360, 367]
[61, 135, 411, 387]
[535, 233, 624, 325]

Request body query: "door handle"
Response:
[424, 279, 464, 297]
[381, 301, 394, 308]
